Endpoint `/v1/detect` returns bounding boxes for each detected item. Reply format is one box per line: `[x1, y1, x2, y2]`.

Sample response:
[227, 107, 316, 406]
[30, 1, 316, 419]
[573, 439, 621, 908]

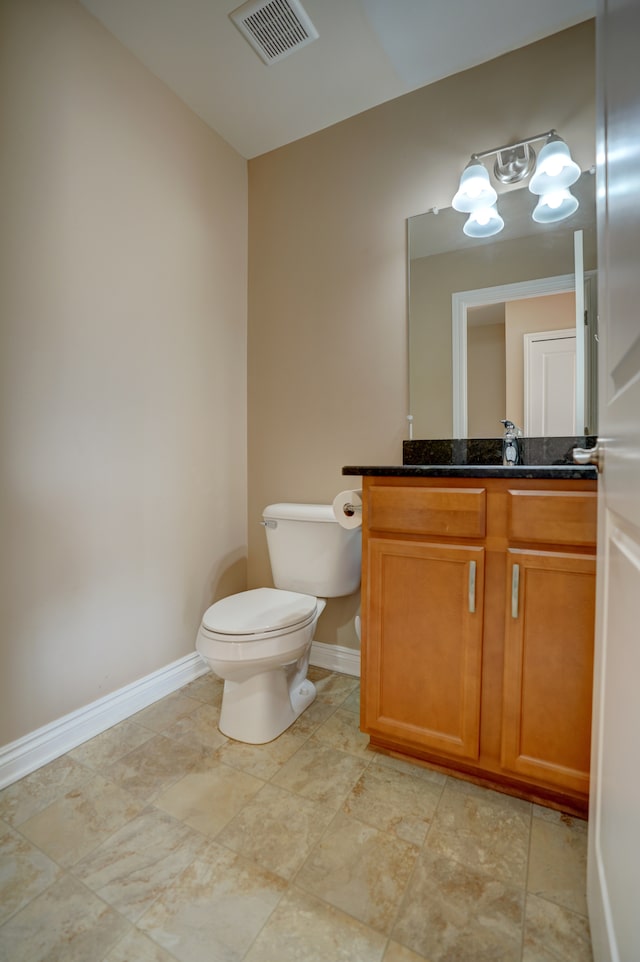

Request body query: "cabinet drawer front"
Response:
[368, 486, 486, 538]
[508, 490, 597, 546]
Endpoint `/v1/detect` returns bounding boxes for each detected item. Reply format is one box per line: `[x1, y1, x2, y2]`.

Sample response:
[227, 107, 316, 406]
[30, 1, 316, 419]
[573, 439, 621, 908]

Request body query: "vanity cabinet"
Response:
[360, 475, 597, 815]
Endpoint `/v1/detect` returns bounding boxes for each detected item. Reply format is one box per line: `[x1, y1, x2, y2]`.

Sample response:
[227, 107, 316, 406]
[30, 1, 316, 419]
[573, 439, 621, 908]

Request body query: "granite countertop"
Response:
[342, 463, 597, 479]
[342, 436, 598, 481]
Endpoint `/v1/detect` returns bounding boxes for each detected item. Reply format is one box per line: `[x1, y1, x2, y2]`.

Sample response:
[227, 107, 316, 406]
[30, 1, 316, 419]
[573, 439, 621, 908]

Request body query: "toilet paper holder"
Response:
[332, 489, 363, 529]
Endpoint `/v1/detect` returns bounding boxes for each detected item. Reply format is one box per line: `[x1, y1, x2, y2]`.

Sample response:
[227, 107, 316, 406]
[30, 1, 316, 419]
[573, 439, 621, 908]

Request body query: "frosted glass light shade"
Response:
[463, 204, 504, 237]
[529, 136, 581, 195]
[452, 162, 498, 212]
[532, 188, 579, 223]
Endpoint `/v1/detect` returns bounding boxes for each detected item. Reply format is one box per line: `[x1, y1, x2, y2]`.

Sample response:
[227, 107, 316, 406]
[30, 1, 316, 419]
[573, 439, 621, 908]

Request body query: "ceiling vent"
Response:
[230, 0, 319, 65]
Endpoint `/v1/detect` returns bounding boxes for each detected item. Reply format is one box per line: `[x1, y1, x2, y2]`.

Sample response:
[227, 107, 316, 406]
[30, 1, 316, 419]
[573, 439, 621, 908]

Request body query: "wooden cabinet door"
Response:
[501, 549, 596, 795]
[362, 538, 484, 761]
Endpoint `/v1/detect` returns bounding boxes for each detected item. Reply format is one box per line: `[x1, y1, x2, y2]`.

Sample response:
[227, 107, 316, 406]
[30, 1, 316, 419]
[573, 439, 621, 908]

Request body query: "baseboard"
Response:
[0, 644, 359, 790]
[0, 652, 208, 790]
[310, 641, 361, 677]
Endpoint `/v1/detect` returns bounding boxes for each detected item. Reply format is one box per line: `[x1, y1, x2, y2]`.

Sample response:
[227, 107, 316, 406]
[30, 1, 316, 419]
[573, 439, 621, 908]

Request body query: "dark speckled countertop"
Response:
[342, 436, 598, 481]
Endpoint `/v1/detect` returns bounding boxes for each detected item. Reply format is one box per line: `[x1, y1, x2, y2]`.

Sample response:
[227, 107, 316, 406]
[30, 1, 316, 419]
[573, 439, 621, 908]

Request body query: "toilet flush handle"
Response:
[259, 519, 278, 529]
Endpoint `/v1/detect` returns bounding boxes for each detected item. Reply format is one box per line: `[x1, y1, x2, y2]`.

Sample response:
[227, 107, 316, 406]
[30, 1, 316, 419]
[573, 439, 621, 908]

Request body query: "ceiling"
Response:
[79, 0, 595, 159]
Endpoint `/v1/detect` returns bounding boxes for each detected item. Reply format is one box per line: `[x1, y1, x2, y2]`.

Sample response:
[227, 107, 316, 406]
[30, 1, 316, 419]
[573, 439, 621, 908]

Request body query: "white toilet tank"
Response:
[262, 503, 361, 597]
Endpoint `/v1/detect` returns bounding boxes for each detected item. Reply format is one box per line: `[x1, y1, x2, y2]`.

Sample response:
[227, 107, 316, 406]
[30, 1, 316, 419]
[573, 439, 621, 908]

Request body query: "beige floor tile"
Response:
[0, 821, 63, 925]
[18, 773, 145, 868]
[287, 695, 338, 737]
[523, 893, 593, 962]
[532, 803, 581, 824]
[528, 814, 588, 916]
[342, 686, 361, 714]
[153, 761, 264, 836]
[162, 702, 227, 753]
[426, 777, 532, 887]
[218, 782, 334, 879]
[272, 740, 370, 809]
[0, 673, 593, 962]
[0, 873, 129, 962]
[392, 847, 525, 962]
[137, 841, 286, 962]
[306, 665, 333, 683]
[343, 764, 443, 846]
[370, 750, 447, 786]
[132, 693, 201, 733]
[311, 670, 360, 705]
[74, 807, 206, 922]
[244, 887, 387, 962]
[104, 926, 179, 961]
[296, 811, 419, 934]
[0, 755, 92, 828]
[312, 707, 372, 757]
[179, 669, 224, 704]
[104, 733, 212, 802]
[383, 942, 430, 962]
[214, 725, 308, 779]
[68, 719, 154, 771]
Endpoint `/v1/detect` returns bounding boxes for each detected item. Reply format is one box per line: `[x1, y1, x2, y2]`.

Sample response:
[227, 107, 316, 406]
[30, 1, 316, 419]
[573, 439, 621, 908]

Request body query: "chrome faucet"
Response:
[500, 419, 522, 466]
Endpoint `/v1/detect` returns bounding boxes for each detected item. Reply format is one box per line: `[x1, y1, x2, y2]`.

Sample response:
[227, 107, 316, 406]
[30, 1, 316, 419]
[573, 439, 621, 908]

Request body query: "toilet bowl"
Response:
[195, 502, 361, 744]
[197, 588, 326, 743]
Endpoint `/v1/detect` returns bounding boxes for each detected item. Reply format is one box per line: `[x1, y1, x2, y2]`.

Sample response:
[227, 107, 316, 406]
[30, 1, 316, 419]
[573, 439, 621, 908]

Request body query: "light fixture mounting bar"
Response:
[470, 130, 556, 162]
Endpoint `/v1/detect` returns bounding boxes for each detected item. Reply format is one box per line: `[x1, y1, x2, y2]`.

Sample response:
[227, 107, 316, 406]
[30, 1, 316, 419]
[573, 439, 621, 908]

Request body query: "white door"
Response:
[587, 0, 640, 959]
[524, 328, 576, 435]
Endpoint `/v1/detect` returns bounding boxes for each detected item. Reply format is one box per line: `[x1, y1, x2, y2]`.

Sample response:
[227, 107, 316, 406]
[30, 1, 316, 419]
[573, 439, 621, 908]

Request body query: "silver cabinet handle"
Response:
[573, 442, 604, 471]
[468, 560, 476, 613]
[511, 564, 520, 619]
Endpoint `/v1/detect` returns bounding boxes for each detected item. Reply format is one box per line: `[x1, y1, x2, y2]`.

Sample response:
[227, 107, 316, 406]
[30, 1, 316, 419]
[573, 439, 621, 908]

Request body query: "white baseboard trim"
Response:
[310, 641, 361, 677]
[0, 652, 208, 791]
[0, 644, 360, 791]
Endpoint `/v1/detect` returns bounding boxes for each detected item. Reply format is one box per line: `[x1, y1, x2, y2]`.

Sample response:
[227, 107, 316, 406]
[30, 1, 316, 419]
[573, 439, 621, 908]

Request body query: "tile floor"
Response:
[0, 668, 593, 962]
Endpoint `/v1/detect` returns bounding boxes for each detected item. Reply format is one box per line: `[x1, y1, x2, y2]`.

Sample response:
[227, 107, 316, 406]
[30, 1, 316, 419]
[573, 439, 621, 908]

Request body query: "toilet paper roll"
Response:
[332, 489, 363, 529]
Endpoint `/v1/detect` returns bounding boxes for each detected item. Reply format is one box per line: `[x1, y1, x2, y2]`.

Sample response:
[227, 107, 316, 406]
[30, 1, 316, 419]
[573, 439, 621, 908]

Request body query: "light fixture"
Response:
[450, 130, 581, 237]
[532, 188, 580, 223]
[463, 204, 504, 238]
[452, 162, 498, 212]
[528, 134, 581, 195]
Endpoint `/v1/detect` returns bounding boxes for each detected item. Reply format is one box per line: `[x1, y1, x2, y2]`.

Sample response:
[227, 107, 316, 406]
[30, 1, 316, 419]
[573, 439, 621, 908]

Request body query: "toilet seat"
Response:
[201, 587, 318, 641]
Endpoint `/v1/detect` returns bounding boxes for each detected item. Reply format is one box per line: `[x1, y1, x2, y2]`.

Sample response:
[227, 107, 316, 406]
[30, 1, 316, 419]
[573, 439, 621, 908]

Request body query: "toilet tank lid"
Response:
[263, 502, 335, 523]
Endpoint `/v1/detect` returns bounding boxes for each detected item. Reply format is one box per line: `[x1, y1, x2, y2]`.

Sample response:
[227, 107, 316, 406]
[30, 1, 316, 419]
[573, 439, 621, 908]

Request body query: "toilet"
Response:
[196, 503, 361, 744]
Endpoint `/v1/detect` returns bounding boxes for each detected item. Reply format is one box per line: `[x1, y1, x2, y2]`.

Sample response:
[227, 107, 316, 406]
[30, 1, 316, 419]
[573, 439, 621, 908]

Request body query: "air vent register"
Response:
[230, 0, 319, 65]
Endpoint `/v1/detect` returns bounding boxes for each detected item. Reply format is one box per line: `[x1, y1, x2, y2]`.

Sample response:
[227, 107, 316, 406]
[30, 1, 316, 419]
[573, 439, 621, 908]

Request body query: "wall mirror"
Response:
[408, 171, 597, 439]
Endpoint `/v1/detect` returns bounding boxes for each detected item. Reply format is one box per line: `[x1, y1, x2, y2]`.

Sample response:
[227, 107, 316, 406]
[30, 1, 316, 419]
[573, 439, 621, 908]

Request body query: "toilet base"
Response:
[219, 666, 317, 744]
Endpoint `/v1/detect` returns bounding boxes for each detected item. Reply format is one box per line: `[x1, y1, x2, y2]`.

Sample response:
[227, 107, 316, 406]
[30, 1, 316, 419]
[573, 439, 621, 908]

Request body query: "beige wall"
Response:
[0, 0, 248, 744]
[468, 318, 506, 438]
[247, 21, 596, 649]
